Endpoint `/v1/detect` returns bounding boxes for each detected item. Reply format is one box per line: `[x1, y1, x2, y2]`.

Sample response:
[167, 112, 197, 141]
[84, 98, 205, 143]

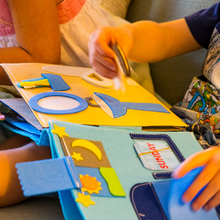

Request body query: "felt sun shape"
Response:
[75, 192, 95, 207]
[80, 174, 102, 194]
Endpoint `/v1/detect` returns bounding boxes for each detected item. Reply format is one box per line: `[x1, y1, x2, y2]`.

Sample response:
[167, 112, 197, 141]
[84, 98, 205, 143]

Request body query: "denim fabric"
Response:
[130, 182, 167, 220]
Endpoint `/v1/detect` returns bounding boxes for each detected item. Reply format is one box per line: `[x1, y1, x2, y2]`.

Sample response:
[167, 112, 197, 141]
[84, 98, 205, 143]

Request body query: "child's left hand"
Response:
[172, 147, 220, 211]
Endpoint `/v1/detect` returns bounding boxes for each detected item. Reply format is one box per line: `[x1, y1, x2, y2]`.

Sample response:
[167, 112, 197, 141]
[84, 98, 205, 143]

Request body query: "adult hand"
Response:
[88, 25, 133, 79]
[172, 147, 220, 211]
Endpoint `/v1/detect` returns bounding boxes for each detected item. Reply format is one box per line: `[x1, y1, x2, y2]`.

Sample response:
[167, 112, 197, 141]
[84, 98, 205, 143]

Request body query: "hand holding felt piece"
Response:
[169, 166, 218, 220]
[172, 147, 220, 212]
[112, 43, 130, 91]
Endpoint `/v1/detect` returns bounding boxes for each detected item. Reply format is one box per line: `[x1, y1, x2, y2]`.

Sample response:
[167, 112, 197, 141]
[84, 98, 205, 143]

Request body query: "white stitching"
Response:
[130, 134, 184, 162]
[131, 182, 167, 220]
[153, 172, 172, 179]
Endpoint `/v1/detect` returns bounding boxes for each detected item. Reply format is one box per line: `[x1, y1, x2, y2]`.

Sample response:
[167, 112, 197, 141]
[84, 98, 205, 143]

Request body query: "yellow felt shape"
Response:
[75, 192, 96, 207]
[72, 139, 102, 161]
[1, 63, 186, 128]
[51, 124, 69, 138]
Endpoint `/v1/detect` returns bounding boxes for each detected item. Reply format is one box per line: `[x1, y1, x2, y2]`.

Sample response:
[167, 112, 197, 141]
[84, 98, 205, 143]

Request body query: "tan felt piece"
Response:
[61, 136, 112, 168]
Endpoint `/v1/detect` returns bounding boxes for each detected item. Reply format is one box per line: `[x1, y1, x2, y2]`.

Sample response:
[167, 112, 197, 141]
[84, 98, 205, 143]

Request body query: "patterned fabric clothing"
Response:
[171, 108, 220, 149]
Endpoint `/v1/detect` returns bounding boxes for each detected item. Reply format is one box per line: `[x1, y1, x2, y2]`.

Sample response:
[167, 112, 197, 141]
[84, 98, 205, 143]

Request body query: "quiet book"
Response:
[0, 59, 219, 220]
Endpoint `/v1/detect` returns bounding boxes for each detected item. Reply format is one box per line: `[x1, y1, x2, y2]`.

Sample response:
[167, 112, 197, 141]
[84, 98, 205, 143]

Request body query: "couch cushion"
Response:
[97, 0, 131, 18]
[126, 0, 219, 105]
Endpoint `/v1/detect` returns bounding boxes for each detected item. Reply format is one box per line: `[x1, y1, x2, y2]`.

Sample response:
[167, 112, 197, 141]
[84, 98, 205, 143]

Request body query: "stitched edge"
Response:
[152, 172, 172, 179]
[130, 183, 147, 220]
[130, 182, 167, 220]
[151, 182, 168, 220]
[129, 133, 185, 162]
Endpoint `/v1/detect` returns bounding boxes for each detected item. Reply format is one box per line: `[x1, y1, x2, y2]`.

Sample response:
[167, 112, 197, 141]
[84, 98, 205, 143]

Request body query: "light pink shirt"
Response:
[0, 0, 86, 37]
[0, 0, 15, 36]
[0, 0, 115, 68]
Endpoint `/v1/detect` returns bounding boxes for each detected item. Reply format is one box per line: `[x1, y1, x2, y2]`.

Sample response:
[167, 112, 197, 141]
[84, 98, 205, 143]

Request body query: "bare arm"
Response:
[89, 18, 201, 78]
[0, 0, 61, 84]
[128, 18, 201, 62]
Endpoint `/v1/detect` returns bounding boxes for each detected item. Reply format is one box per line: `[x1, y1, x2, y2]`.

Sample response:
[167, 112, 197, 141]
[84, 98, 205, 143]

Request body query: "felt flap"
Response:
[131, 181, 220, 220]
[16, 156, 81, 197]
[152, 180, 219, 220]
[48, 121, 203, 220]
[1, 63, 186, 128]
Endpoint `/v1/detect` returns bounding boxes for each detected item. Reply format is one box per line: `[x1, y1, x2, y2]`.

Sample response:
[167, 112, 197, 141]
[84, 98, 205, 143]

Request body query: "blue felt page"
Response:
[16, 157, 81, 196]
[48, 121, 204, 220]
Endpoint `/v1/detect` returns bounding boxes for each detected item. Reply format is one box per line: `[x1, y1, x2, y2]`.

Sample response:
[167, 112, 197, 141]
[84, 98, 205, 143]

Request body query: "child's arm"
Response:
[0, 0, 61, 84]
[172, 147, 220, 211]
[0, 136, 51, 207]
[88, 18, 201, 78]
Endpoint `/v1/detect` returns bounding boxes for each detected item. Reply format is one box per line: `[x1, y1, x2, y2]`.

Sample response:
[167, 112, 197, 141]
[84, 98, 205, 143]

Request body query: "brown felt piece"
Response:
[61, 136, 111, 168]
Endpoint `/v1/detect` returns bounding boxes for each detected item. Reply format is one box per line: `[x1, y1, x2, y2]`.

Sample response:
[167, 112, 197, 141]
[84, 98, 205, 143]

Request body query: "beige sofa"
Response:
[0, 0, 218, 219]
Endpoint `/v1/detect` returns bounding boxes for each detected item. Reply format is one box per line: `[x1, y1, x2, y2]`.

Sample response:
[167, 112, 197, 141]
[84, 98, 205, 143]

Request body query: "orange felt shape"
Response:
[81, 175, 99, 190]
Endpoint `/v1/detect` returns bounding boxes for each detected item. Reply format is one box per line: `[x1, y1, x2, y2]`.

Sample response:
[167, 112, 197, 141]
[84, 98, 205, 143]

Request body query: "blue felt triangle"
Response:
[94, 92, 127, 118]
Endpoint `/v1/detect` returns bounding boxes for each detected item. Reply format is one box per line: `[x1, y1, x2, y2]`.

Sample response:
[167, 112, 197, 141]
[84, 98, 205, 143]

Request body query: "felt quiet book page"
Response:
[47, 121, 203, 220]
[0, 63, 186, 128]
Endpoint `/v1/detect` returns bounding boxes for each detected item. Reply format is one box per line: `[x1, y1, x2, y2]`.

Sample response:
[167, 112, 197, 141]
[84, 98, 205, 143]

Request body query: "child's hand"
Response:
[172, 147, 220, 211]
[88, 25, 133, 79]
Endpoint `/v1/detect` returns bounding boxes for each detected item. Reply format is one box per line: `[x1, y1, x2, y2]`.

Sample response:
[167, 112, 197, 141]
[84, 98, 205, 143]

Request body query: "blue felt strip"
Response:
[123, 102, 169, 113]
[94, 92, 169, 118]
[4, 114, 41, 135]
[41, 73, 70, 91]
[16, 157, 81, 196]
[0, 121, 50, 146]
[29, 92, 88, 114]
[0, 121, 44, 145]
